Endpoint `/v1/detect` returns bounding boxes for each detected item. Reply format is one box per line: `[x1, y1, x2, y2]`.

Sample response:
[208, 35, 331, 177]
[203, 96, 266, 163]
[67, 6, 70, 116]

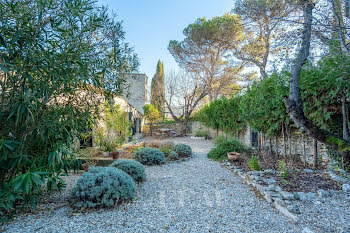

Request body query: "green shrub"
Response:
[194, 130, 209, 138]
[159, 146, 172, 157]
[72, 167, 136, 208]
[169, 151, 179, 160]
[277, 160, 289, 179]
[110, 159, 146, 182]
[133, 147, 166, 165]
[248, 156, 261, 171]
[213, 135, 227, 147]
[208, 138, 248, 161]
[172, 144, 192, 157]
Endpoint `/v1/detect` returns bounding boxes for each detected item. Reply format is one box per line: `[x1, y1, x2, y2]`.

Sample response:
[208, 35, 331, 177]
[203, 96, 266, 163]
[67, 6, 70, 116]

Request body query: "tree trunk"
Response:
[269, 137, 272, 156]
[341, 91, 349, 170]
[313, 138, 318, 169]
[284, 0, 350, 150]
[181, 119, 188, 137]
[150, 123, 153, 136]
[288, 126, 292, 157]
[275, 135, 278, 157]
[302, 133, 307, 166]
[342, 92, 349, 141]
[282, 123, 286, 156]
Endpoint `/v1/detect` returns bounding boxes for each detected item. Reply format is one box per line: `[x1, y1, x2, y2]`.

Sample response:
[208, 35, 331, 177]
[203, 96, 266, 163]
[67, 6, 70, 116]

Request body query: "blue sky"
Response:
[99, 0, 234, 85]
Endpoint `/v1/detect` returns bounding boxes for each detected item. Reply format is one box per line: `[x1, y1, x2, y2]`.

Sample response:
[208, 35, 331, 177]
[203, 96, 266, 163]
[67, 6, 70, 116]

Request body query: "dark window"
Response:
[251, 131, 258, 148]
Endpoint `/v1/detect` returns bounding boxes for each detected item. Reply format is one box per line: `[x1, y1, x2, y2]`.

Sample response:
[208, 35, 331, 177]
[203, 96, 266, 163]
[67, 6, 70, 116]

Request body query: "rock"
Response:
[284, 200, 292, 205]
[317, 189, 329, 198]
[225, 162, 231, 166]
[266, 185, 276, 191]
[303, 169, 314, 173]
[275, 186, 282, 192]
[250, 175, 262, 181]
[296, 192, 307, 201]
[264, 178, 276, 185]
[264, 169, 274, 174]
[267, 191, 282, 198]
[251, 171, 261, 176]
[280, 191, 295, 200]
[307, 192, 316, 200]
[327, 171, 346, 183]
[342, 184, 350, 192]
[273, 197, 284, 205]
[302, 227, 314, 233]
[287, 204, 302, 214]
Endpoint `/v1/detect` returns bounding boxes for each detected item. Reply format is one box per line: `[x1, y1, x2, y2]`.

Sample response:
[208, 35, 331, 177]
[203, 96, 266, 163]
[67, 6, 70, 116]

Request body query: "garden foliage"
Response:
[208, 137, 249, 161]
[169, 151, 179, 160]
[248, 156, 261, 171]
[133, 147, 166, 165]
[172, 144, 192, 157]
[0, 0, 138, 220]
[110, 159, 146, 182]
[72, 167, 136, 208]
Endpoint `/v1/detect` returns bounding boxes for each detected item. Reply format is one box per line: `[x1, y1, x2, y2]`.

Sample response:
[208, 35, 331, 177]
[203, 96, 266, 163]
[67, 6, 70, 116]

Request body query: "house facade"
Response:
[121, 73, 148, 136]
[80, 74, 148, 148]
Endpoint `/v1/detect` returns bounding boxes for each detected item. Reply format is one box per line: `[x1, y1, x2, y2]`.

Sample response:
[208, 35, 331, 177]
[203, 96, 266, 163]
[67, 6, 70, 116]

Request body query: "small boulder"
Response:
[266, 185, 276, 191]
[303, 169, 314, 173]
[302, 227, 314, 233]
[306, 192, 316, 200]
[264, 169, 275, 174]
[264, 178, 276, 185]
[275, 186, 282, 192]
[296, 192, 307, 201]
[288, 204, 302, 214]
[250, 175, 262, 181]
[342, 184, 350, 192]
[317, 189, 329, 198]
[280, 191, 295, 200]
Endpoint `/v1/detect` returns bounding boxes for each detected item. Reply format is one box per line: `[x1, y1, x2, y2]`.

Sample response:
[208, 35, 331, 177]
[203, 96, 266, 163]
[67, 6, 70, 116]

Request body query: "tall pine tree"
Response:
[151, 60, 165, 117]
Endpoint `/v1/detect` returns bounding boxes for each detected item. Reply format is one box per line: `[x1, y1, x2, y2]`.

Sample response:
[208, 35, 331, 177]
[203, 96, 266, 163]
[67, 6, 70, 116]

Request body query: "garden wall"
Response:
[192, 121, 330, 165]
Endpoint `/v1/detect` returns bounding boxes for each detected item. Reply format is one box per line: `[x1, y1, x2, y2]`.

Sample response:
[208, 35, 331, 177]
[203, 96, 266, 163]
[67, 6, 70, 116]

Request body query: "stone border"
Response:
[222, 161, 350, 222]
[190, 136, 206, 140]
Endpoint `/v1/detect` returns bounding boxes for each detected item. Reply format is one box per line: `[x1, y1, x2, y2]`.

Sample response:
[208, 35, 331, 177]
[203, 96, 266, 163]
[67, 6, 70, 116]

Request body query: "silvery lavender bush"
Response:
[110, 159, 146, 182]
[72, 167, 136, 208]
[133, 147, 166, 165]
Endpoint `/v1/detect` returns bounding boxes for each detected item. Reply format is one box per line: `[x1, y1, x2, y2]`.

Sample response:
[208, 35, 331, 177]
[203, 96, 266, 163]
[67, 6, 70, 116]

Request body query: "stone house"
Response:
[80, 74, 148, 147]
[121, 74, 148, 135]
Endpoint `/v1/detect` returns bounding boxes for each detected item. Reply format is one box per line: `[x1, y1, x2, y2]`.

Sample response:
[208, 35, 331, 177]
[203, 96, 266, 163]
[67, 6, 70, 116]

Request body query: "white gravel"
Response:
[2, 137, 348, 232]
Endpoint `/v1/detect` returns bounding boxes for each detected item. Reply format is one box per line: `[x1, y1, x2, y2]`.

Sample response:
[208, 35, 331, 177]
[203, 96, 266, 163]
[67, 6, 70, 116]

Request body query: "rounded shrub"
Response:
[72, 166, 136, 208]
[169, 151, 179, 160]
[110, 159, 146, 182]
[172, 144, 192, 157]
[208, 138, 249, 161]
[133, 147, 166, 165]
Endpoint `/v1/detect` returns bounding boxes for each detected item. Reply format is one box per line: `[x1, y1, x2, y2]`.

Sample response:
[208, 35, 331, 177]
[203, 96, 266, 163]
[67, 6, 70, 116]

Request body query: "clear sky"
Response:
[99, 0, 234, 85]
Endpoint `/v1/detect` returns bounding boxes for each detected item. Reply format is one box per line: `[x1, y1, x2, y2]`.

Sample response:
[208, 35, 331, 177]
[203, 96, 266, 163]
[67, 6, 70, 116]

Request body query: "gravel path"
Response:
[1, 137, 324, 232]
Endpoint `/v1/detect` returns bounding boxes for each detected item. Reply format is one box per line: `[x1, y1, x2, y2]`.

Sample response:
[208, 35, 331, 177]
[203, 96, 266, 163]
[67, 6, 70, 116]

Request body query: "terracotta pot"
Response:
[227, 152, 240, 161]
[111, 151, 120, 160]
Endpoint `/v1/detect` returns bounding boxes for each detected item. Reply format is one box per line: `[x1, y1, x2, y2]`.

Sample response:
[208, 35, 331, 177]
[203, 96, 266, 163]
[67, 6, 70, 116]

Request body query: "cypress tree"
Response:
[150, 60, 165, 117]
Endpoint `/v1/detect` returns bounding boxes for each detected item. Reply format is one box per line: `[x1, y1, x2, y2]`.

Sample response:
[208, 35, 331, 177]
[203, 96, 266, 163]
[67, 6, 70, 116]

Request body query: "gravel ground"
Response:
[2, 137, 348, 232]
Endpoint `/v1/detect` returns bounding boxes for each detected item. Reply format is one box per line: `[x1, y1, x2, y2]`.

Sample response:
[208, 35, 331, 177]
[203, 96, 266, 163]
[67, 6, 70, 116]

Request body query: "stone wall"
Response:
[191, 121, 226, 138]
[191, 121, 330, 165]
[122, 74, 148, 115]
